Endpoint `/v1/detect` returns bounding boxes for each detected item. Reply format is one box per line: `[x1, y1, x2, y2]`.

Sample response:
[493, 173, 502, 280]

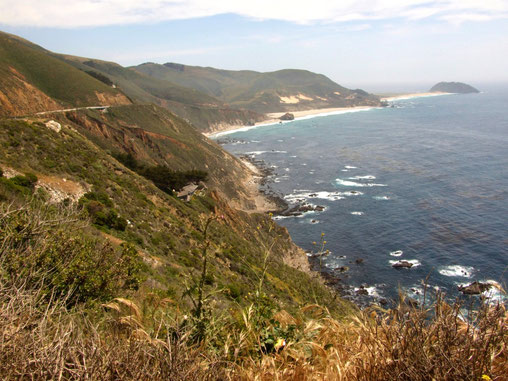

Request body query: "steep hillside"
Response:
[58, 103, 265, 210]
[0, 115, 341, 313]
[57, 55, 265, 131]
[0, 32, 130, 117]
[132, 62, 382, 113]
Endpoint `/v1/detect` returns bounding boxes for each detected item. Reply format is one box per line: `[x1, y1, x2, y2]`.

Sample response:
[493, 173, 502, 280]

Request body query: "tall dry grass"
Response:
[0, 202, 506, 380]
[234, 297, 507, 381]
[0, 280, 227, 380]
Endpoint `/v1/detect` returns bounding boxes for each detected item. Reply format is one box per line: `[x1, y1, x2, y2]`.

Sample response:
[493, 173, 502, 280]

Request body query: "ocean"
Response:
[216, 87, 508, 306]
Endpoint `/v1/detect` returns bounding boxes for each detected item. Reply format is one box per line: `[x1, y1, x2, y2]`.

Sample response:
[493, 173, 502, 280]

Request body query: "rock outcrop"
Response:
[279, 112, 295, 121]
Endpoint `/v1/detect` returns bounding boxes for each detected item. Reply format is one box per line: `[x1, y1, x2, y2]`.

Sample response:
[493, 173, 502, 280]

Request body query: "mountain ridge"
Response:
[132, 62, 382, 114]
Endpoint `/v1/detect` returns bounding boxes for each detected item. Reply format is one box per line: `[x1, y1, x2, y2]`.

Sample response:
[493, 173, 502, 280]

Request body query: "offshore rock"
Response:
[279, 112, 295, 121]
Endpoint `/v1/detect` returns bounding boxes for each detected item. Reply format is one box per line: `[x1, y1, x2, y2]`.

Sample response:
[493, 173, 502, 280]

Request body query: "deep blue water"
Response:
[218, 88, 508, 304]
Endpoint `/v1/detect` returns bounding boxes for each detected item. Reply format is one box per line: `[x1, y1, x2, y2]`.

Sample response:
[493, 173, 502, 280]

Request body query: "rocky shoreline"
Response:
[219, 138, 498, 309]
[219, 138, 380, 307]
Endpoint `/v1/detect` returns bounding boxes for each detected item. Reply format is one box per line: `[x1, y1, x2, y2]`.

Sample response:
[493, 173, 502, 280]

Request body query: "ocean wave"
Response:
[438, 265, 474, 278]
[245, 151, 267, 155]
[354, 286, 380, 297]
[344, 165, 357, 169]
[285, 190, 363, 202]
[390, 250, 403, 257]
[456, 280, 506, 303]
[373, 196, 391, 200]
[245, 150, 287, 155]
[351, 211, 364, 215]
[349, 175, 376, 180]
[336, 178, 387, 187]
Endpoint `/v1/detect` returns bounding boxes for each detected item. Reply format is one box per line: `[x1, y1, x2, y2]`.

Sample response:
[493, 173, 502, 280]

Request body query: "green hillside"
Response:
[0, 111, 342, 313]
[58, 55, 265, 131]
[132, 62, 382, 113]
[0, 31, 506, 380]
[0, 32, 130, 116]
[62, 103, 260, 204]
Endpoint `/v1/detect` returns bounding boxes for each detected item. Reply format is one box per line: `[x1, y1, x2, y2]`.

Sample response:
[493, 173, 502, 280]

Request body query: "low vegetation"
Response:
[114, 151, 208, 194]
[0, 184, 505, 379]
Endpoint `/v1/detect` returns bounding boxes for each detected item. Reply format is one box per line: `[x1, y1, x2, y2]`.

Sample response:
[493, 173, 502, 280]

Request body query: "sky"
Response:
[1, 0, 508, 92]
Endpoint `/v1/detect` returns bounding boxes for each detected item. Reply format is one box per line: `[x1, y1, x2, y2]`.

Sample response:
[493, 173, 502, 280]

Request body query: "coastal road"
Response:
[34, 105, 110, 116]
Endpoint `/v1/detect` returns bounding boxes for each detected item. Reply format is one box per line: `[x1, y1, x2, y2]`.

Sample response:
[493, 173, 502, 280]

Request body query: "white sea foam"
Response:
[481, 280, 506, 303]
[373, 196, 391, 200]
[285, 190, 363, 203]
[336, 178, 387, 187]
[344, 165, 357, 169]
[351, 211, 364, 215]
[389, 259, 421, 267]
[390, 250, 403, 257]
[456, 280, 506, 303]
[245, 151, 265, 155]
[438, 265, 474, 278]
[354, 286, 380, 297]
[349, 175, 376, 180]
[245, 150, 287, 155]
[341, 169, 349, 172]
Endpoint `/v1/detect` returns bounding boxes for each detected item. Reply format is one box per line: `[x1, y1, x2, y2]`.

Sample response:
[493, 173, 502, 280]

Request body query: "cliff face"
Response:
[430, 82, 480, 93]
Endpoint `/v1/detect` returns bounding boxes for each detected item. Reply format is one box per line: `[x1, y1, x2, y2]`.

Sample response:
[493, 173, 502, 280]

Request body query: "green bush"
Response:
[10, 173, 38, 189]
[80, 191, 127, 231]
[0, 202, 146, 304]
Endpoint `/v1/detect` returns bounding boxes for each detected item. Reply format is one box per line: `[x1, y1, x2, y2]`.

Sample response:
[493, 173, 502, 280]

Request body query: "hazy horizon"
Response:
[1, 1, 507, 92]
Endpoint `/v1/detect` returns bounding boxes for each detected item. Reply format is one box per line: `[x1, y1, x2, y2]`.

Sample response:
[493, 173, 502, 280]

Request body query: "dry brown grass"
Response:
[233, 298, 508, 381]
[0, 202, 506, 380]
[0, 280, 227, 380]
[1, 277, 506, 380]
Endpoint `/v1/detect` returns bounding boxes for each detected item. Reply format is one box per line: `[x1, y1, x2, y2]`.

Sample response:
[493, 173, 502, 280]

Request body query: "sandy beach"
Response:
[205, 105, 378, 138]
[204, 92, 452, 138]
[380, 91, 450, 101]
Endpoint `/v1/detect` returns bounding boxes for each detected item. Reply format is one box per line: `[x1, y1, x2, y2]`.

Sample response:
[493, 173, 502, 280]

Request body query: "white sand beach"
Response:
[380, 91, 450, 101]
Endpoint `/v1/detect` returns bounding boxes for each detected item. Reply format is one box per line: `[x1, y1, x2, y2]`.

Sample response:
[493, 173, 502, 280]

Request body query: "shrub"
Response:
[0, 201, 145, 304]
[10, 172, 38, 189]
[80, 191, 127, 231]
[84, 70, 114, 86]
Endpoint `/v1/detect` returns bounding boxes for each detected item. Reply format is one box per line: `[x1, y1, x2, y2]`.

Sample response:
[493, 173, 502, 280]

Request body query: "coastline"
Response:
[380, 91, 451, 101]
[205, 92, 453, 138]
[205, 105, 379, 138]
[236, 157, 284, 214]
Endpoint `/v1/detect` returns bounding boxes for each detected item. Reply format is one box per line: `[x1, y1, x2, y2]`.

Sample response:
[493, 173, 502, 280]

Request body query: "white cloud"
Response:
[0, 0, 507, 27]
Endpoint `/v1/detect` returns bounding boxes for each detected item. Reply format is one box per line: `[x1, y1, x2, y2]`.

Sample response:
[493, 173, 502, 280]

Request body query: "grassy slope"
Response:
[0, 32, 129, 113]
[58, 55, 265, 131]
[132, 62, 381, 113]
[62, 103, 258, 205]
[0, 114, 344, 314]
